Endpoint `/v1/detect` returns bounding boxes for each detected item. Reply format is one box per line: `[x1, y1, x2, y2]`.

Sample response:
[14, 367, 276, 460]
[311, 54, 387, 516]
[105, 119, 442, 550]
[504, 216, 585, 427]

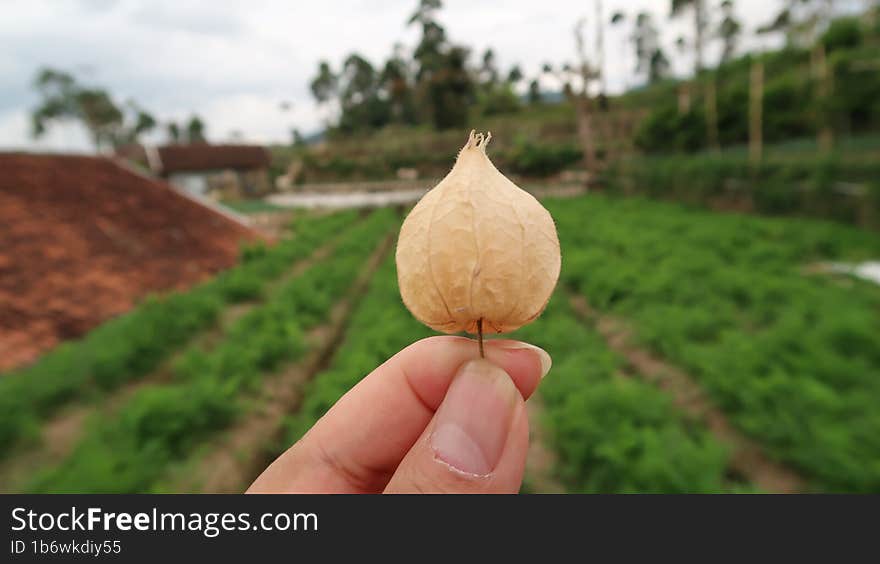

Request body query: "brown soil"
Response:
[248, 210, 298, 239]
[524, 395, 567, 494]
[0, 154, 261, 371]
[569, 294, 807, 494]
[164, 233, 395, 493]
[0, 229, 355, 492]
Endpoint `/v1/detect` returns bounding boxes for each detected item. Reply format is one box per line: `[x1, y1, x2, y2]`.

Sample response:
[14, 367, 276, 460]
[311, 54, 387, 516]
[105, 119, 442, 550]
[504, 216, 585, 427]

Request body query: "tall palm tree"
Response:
[671, 0, 707, 75]
[718, 0, 742, 63]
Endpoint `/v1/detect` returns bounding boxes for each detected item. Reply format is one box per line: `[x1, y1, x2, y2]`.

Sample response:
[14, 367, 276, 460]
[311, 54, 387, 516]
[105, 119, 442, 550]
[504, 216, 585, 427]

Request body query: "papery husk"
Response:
[396, 130, 561, 334]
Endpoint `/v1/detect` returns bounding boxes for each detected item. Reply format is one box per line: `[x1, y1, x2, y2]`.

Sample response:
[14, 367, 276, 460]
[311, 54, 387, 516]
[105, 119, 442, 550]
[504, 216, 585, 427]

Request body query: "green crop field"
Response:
[2, 194, 878, 493]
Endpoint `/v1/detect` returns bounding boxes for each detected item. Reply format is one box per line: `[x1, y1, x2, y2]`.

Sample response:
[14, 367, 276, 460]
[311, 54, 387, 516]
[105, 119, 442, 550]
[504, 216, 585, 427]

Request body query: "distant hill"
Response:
[302, 130, 325, 145]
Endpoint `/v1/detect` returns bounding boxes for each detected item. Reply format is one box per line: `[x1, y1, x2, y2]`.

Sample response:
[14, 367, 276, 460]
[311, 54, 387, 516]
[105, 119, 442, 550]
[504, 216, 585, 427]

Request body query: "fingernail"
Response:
[430, 360, 518, 476]
[498, 342, 552, 379]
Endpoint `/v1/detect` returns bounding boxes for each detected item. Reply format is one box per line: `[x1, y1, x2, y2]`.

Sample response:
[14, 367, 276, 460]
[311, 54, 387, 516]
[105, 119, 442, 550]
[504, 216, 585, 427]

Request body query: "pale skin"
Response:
[247, 336, 551, 494]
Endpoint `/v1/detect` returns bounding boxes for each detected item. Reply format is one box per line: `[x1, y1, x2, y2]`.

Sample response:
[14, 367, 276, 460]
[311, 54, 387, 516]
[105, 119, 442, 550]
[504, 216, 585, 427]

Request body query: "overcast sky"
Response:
[0, 0, 842, 152]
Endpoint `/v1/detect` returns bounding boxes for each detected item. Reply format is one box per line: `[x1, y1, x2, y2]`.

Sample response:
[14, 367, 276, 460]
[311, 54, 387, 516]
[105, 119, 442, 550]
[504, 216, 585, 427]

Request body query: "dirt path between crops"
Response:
[164, 233, 395, 493]
[247, 210, 298, 239]
[0, 228, 359, 493]
[568, 294, 807, 494]
[524, 394, 567, 494]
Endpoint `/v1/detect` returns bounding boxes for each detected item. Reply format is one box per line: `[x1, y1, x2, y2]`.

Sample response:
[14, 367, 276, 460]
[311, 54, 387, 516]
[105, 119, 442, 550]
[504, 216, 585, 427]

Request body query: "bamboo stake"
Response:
[749, 58, 764, 165]
[678, 83, 692, 114]
[816, 43, 834, 154]
[705, 76, 721, 154]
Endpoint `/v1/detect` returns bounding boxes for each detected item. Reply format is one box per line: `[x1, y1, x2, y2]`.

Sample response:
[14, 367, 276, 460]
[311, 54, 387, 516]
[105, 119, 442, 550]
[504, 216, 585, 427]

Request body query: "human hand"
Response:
[247, 336, 551, 494]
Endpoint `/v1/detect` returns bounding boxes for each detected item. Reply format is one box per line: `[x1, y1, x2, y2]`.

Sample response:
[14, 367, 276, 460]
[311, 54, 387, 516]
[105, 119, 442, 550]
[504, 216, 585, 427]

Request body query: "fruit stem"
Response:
[477, 318, 485, 358]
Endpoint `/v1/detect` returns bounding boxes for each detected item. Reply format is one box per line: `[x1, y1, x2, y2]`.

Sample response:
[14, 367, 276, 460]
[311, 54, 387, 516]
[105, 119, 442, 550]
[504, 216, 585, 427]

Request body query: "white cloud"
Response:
[197, 92, 330, 144]
[0, 108, 92, 153]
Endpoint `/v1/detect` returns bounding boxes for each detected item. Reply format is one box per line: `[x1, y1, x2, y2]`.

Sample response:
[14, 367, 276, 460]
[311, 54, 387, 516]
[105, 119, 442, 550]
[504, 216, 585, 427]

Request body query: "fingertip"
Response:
[484, 340, 551, 400]
[399, 336, 550, 400]
[490, 340, 552, 378]
[393, 335, 545, 403]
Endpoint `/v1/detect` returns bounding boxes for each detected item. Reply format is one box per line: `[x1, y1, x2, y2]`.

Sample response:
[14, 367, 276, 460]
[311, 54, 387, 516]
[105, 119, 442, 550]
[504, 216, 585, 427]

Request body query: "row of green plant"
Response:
[280, 256, 732, 493]
[504, 138, 582, 178]
[549, 195, 880, 492]
[605, 155, 880, 228]
[634, 18, 880, 154]
[219, 199, 285, 214]
[512, 297, 731, 493]
[291, 135, 583, 184]
[26, 209, 399, 493]
[279, 258, 433, 447]
[0, 210, 360, 458]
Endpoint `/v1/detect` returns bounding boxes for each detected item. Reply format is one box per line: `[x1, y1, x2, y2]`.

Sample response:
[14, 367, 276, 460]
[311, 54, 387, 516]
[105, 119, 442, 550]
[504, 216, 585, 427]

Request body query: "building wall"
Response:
[167, 168, 271, 200]
[168, 173, 211, 198]
[238, 169, 271, 198]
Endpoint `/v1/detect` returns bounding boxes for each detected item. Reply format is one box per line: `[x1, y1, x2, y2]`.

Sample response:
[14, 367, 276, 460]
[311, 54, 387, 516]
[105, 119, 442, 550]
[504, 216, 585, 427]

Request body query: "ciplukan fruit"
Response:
[396, 130, 561, 347]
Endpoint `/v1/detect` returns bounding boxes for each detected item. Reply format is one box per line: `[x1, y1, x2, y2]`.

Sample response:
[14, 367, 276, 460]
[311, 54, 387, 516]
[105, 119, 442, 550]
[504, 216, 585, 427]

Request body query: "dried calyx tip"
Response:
[465, 129, 492, 153]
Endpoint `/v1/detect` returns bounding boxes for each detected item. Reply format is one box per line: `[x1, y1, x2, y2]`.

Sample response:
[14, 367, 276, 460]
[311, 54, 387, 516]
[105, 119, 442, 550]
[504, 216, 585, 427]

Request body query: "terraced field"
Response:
[3, 194, 878, 493]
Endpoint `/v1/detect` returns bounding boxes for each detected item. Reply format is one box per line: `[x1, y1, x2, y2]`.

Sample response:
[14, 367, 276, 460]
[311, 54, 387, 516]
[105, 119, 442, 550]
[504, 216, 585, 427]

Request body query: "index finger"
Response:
[247, 336, 550, 493]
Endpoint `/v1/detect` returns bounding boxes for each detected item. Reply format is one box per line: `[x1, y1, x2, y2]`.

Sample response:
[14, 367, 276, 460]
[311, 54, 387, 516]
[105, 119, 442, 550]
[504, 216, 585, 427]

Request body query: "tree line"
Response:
[633, 0, 880, 159]
[311, 0, 879, 161]
[309, 0, 750, 136]
[30, 0, 876, 154]
[309, 0, 530, 134]
[30, 67, 209, 151]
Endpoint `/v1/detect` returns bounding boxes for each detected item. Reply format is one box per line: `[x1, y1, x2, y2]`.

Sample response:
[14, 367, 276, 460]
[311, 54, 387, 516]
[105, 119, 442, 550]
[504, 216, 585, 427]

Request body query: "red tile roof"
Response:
[156, 144, 270, 174]
[0, 153, 261, 371]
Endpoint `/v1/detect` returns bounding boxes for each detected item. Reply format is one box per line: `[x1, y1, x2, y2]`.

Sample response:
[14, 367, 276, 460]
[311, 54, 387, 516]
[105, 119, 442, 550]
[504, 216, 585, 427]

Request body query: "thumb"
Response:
[384, 359, 530, 494]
